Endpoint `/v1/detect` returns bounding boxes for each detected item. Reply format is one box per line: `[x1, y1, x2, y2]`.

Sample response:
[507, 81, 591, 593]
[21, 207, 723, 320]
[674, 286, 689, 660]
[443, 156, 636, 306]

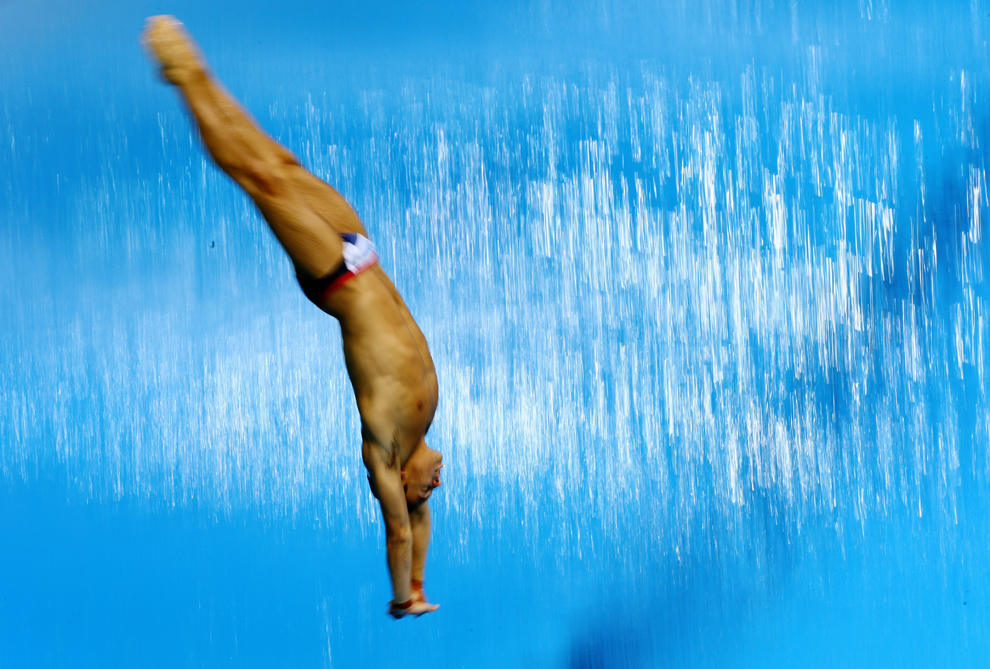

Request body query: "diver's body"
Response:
[142, 16, 442, 618]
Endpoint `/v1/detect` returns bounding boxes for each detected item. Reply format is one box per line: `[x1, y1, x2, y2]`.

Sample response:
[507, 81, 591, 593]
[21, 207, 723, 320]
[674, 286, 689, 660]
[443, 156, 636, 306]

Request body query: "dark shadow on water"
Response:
[564, 488, 801, 669]
[569, 624, 644, 669]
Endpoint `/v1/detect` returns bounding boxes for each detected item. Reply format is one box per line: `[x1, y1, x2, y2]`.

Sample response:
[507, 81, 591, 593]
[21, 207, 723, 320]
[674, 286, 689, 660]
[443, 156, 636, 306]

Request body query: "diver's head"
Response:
[401, 444, 443, 507]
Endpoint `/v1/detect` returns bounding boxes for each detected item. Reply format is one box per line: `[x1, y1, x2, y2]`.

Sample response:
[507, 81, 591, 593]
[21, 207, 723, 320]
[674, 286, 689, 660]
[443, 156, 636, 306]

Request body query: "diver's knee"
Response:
[229, 140, 298, 197]
[239, 157, 289, 198]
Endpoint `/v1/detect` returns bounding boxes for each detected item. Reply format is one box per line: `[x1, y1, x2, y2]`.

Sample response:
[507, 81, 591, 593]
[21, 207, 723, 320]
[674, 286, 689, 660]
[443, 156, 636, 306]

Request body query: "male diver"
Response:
[141, 16, 443, 618]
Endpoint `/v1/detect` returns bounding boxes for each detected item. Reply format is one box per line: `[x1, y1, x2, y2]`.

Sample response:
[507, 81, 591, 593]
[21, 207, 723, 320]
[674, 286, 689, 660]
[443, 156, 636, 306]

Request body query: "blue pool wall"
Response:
[2, 0, 990, 667]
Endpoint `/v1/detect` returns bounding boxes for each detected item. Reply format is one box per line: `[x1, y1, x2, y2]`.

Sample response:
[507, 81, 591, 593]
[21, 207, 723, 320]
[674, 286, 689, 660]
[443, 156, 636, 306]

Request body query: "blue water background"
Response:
[2, 0, 989, 666]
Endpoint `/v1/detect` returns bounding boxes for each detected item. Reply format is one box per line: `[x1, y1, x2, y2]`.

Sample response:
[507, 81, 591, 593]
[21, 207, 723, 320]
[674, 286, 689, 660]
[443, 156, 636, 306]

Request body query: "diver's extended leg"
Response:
[141, 16, 360, 277]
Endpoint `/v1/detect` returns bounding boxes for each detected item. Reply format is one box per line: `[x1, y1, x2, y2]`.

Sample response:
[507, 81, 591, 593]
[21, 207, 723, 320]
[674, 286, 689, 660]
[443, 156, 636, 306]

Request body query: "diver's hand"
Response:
[140, 16, 205, 85]
[388, 598, 440, 619]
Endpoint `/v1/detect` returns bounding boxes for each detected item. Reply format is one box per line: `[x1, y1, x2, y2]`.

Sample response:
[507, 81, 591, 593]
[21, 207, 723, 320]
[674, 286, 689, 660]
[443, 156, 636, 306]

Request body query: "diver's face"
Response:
[403, 455, 443, 506]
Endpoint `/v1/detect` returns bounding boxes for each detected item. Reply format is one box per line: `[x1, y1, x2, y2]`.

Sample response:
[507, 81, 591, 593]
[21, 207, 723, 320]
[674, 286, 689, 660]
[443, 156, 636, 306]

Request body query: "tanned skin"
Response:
[141, 16, 443, 618]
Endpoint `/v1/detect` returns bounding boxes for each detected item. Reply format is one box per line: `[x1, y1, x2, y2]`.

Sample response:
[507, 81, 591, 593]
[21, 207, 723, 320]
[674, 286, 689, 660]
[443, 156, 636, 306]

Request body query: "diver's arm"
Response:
[409, 501, 432, 600]
[407, 502, 438, 613]
[363, 442, 438, 617]
[362, 445, 413, 602]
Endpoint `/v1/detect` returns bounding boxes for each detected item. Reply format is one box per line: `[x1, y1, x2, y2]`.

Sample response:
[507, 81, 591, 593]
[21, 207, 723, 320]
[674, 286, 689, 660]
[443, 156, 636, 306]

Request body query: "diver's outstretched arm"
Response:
[408, 503, 439, 610]
[409, 502, 433, 595]
[362, 439, 439, 618]
[141, 15, 346, 278]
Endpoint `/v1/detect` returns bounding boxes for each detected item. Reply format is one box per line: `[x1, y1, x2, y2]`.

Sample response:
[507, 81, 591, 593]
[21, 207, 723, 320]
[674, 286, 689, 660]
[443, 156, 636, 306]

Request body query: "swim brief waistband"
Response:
[297, 232, 379, 305]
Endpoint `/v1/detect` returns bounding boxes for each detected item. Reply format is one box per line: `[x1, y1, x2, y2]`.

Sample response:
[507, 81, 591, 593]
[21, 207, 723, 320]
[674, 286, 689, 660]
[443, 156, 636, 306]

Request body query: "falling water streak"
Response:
[1, 58, 987, 582]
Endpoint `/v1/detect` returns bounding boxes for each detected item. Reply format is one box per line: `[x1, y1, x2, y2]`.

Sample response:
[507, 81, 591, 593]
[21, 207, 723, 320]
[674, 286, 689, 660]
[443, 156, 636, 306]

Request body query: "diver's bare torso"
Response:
[320, 265, 439, 465]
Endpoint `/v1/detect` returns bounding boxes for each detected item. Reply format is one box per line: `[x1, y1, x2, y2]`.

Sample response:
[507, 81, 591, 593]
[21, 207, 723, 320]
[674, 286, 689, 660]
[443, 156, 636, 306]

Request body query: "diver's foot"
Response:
[140, 15, 205, 85]
[388, 599, 440, 619]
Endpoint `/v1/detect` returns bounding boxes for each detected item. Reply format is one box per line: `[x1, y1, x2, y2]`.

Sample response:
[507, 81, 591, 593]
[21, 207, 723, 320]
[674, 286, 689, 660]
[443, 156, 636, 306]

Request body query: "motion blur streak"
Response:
[1, 1, 988, 667]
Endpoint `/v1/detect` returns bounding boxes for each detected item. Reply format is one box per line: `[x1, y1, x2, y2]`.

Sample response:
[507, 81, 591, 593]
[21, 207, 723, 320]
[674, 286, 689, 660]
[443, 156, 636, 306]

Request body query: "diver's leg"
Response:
[285, 168, 369, 238]
[142, 16, 358, 276]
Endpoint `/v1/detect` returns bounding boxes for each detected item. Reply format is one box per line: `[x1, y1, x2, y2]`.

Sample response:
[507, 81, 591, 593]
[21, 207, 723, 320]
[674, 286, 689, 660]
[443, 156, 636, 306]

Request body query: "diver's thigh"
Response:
[250, 186, 344, 277]
[286, 165, 368, 236]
